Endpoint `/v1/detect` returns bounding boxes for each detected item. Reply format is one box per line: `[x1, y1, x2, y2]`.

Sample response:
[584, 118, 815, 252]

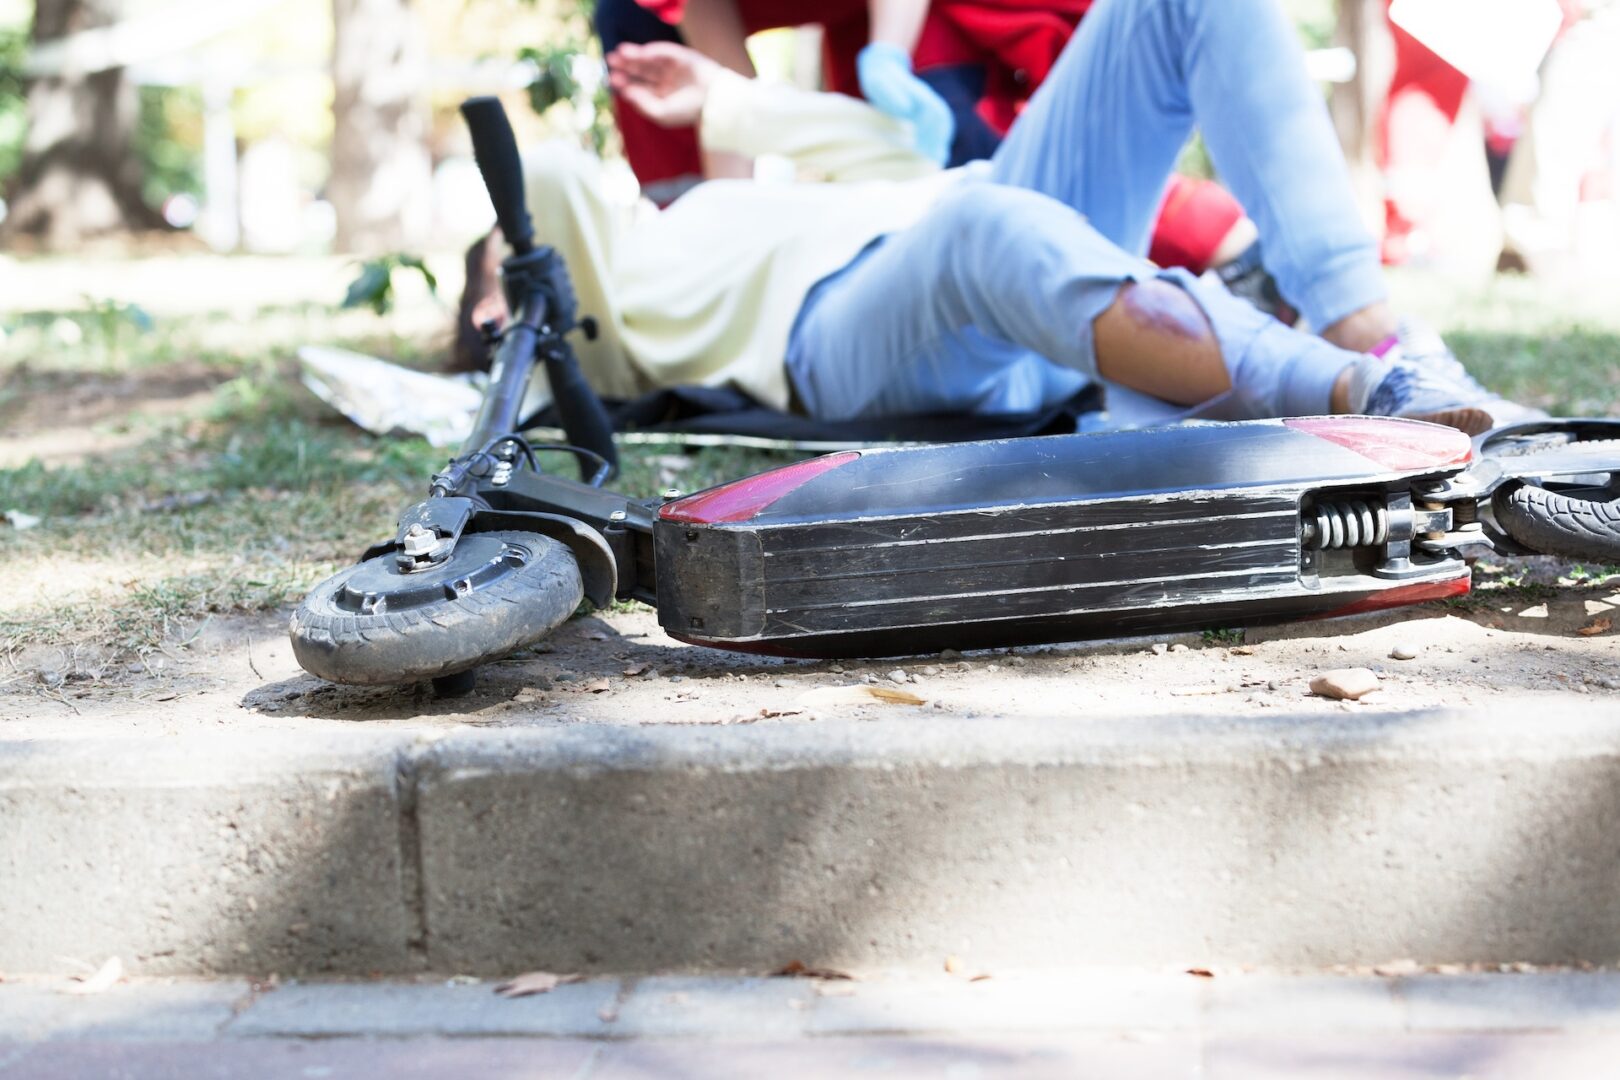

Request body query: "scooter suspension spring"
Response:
[1303, 498, 1389, 550]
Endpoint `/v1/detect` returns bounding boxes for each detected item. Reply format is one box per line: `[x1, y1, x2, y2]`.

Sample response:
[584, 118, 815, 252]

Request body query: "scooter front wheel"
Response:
[1495, 481, 1620, 564]
[289, 530, 583, 685]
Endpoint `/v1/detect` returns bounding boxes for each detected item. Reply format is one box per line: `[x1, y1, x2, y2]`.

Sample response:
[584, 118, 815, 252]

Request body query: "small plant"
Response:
[80, 296, 155, 366]
[1201, 626, 1245, 645]
[341, 254, 439, 316]
[517, 41, 616, 155]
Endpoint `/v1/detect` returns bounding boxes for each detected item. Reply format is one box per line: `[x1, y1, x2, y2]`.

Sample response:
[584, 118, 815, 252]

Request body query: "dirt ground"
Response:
[4, 566, 1617, 736]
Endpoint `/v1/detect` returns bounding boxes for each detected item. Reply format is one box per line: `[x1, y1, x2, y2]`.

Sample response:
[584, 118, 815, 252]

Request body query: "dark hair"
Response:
[451, 228, 502, 372]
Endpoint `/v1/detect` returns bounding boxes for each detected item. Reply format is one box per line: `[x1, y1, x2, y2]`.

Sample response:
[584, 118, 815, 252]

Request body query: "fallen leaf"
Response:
[493, 971, 582, 998]
[773, 960, 855, 980]
[65, 956, 123, 996]
[796, 685, 925, 709]
[1186, 967, 1215, 979]
[1170, 685, 1236, 697]
[1229, 646, 1254, 656]
[1578, 617, 1613, 637]
[969, 973, 993, 983]
[584, 679, 611, 693]
[1372, 958, 1419, 977]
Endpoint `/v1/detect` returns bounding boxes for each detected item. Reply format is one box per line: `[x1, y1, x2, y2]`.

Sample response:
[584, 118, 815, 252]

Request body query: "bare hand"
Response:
[606, 42, 719, 128]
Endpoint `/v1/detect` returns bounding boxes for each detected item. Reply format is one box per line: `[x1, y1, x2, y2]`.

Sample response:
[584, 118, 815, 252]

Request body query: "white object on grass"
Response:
[297, 346, 483, 448]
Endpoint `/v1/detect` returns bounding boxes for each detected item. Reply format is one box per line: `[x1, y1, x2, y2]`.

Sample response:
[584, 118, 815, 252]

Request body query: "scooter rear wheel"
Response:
[289, 530, 582, 685]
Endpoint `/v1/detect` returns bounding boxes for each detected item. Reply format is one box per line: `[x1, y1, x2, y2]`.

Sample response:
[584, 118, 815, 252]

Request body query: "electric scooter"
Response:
[288, 98, 1620, 691]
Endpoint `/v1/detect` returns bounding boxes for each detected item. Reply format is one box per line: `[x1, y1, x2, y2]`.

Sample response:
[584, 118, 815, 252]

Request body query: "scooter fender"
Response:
[653, 417, 1476, 658]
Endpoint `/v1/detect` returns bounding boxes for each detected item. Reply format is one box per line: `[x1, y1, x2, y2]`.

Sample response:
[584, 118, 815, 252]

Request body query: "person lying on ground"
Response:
[465, 0, 1540, 436]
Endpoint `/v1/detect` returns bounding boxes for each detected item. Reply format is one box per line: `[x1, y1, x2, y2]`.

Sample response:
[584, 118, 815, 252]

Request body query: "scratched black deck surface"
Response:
[655, 420, 1473, 657]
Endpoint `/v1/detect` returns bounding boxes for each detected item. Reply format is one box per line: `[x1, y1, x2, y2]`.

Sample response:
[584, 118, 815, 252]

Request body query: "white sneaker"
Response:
[1346, 354, 1495, 436]
[1388, 317, 1548, 429]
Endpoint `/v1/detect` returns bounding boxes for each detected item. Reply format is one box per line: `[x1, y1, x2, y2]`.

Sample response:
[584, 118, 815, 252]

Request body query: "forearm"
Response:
[700, 67, 936, 180]
[868, 0, 930, 53]
[678, 0, 755, 75]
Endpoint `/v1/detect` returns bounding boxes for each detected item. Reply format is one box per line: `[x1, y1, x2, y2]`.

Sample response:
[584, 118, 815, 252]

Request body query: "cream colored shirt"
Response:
[522, 69, 962, 411]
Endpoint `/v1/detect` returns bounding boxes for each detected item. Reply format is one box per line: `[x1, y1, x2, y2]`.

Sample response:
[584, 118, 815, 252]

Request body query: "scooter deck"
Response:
[654, 417, 1474, 657]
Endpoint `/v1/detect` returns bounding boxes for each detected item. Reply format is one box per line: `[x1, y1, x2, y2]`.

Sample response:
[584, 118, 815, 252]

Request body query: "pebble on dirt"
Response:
[1310, 668, 1381, 701]
[1389, 643, 1419, 661]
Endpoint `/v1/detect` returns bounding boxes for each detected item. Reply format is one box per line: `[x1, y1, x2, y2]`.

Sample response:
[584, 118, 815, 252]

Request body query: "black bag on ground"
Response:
[521, 384, 1106, 448]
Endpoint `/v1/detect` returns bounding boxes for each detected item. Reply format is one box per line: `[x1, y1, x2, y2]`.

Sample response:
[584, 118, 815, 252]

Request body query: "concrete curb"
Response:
[4, 704, 1620, 975]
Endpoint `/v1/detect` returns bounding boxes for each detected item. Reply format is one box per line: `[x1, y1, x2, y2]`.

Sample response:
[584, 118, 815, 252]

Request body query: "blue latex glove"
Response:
[857, 42, 956, 166]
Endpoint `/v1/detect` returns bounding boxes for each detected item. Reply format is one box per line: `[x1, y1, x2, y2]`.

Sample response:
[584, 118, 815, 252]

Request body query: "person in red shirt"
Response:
[594, 0, 1265, 295]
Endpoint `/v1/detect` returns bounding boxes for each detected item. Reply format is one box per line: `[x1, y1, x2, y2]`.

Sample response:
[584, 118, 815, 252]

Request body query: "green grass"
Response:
[1200, 627, 1246, 646]
[0, 302, 798, 667]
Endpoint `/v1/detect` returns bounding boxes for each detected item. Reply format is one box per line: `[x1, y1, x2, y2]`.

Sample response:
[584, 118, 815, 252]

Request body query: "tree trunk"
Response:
[1327, 0, 1395, 234]
[1, 0, 161, 248]
[1329, 0, 1393, 212]
[328, 0, 432, 254]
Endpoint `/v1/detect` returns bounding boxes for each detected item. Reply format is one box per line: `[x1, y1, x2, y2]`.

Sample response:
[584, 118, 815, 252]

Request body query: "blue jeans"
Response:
[786, 0, 1387, 425]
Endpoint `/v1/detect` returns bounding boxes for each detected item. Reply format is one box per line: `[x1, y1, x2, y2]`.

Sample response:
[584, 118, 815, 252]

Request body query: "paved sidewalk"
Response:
[4, 970, 1620, 1077]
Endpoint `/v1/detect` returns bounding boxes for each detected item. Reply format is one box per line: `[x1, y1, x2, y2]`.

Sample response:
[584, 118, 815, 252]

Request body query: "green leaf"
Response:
[398, 255, 439, 296]
[342, 262, 394, 314]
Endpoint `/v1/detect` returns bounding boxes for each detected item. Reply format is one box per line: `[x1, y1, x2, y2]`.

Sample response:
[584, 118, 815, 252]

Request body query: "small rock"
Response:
[669, 674, 684, 683]
[1005, 655, 1027, 667]
[888, 669, 909, 685]
[39, 671, 64, 689]
[1389, 643, 1419, 661]
[922, 665, 942, 677]
[939, 649, 963, 661]
[1310, 668, 1380, 701]
[555, 672, 575, 682]
[1151, 643, 1169, 656]
[774, 679, 789, 689]
[831, 664, 846, 674]
[1169, 643, 1189, 654]
[862, 673, 878, 684]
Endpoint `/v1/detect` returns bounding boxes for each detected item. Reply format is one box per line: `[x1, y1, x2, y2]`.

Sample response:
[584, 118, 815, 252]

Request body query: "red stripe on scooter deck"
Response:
[1284, 417, 1472, 472]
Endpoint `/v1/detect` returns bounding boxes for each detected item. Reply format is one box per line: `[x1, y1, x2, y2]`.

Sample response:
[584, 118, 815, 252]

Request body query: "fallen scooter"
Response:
[289, 98, 1620, 692]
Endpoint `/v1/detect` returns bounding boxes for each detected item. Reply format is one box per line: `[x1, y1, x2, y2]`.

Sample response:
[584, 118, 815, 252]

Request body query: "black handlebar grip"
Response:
[460, 96, 534, 255]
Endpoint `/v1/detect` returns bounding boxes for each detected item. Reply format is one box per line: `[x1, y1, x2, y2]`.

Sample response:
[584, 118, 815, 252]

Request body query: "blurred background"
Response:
[0, 0, 1615, 268]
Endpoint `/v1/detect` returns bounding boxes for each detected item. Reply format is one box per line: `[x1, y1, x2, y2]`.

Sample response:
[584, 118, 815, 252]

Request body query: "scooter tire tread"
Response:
[1494, 482, 1620, 564]
[288, 530, 583, 685]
